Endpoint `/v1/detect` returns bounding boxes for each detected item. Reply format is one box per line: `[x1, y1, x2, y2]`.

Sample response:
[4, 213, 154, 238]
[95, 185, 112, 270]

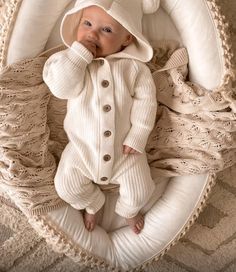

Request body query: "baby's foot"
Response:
[126, 213, 144, 234]
[83, 211, 97, 232]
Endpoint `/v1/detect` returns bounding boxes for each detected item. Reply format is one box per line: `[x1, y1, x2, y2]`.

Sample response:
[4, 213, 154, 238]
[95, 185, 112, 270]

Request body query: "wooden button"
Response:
[104, 130, 112, 137]
[99, 60, 104, 65]
[101, 177, 108, 181]
[101, 80, 109, 88]
[103, 105, 111, 112]
[103, 154, 111, 161]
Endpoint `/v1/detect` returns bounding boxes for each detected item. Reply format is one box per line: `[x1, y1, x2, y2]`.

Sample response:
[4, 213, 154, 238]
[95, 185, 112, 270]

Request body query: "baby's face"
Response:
[76, 6, 133, 58]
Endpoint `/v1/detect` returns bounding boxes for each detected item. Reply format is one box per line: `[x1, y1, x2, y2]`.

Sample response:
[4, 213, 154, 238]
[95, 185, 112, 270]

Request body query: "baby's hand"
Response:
[79, 39, 97, 58]
[123, 145, 140, 154]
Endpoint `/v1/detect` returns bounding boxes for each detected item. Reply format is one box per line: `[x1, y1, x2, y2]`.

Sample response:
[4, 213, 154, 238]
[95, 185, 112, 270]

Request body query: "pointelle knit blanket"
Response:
[0, 41, 235, 216]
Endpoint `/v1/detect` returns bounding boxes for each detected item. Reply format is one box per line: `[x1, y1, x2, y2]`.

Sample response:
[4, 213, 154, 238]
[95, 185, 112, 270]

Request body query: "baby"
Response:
[43, 0, 159, 234]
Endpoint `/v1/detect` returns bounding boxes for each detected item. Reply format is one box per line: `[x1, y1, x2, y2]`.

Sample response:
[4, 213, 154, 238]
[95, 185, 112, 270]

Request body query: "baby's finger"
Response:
[80, 40, 96, 57]
[123, 145, 132, 154]
[130, 148, 140, 154]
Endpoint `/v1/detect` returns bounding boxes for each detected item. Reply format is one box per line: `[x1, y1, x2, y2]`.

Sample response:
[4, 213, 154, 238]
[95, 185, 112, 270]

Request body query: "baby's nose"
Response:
[88, 30, 98, 41]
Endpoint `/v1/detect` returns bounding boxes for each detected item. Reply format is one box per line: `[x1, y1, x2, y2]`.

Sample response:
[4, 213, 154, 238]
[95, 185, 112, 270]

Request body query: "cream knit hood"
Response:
[60, 0, 160, 62]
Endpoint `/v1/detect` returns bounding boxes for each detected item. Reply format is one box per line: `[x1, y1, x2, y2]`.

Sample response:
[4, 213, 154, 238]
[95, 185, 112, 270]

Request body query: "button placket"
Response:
[103, 154, 111, 161]
[97, 61, 114, 184]
[100, 177, 108, 182]
[101, 80, 109, 88]
[104, 130, 112, 137]
[103, 104, 111, 112]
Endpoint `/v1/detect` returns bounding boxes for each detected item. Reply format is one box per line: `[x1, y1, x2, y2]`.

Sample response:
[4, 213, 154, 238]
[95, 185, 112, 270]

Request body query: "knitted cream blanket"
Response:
[147, 41, 236, 177]
[0, 42, 235, 216]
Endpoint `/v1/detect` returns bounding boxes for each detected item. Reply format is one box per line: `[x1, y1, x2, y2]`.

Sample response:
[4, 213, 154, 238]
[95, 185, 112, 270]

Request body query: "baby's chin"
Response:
[95, 49, 107, 58]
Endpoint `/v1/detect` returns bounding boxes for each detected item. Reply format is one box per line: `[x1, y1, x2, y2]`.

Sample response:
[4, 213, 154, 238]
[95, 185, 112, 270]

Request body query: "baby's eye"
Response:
[103, 27, 112, 33]
[83, 20, 92, 26]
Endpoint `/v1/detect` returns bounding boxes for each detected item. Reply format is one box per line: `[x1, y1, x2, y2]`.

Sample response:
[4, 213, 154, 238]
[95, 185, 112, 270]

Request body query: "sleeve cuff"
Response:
[68, 41, 94, 65]
[123, 126, 152, 153]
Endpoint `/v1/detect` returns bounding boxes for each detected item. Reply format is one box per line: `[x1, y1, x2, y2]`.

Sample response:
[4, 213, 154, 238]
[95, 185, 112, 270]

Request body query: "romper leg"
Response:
[115, 154, 155, 218]
[54, 164, 105, 214]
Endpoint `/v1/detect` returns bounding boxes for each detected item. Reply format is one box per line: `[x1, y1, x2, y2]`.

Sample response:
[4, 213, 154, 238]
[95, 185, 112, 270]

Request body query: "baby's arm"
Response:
[43, 42, 93, 99]
[123, 62, 157, 153]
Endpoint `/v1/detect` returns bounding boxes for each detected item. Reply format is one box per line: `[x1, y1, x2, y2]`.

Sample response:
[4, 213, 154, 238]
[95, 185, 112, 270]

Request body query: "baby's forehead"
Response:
[81, 6, 121, 27]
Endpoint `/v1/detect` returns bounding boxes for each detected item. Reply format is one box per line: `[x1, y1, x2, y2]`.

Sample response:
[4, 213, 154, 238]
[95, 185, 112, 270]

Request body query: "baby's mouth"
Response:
[88, 39, 100, 49]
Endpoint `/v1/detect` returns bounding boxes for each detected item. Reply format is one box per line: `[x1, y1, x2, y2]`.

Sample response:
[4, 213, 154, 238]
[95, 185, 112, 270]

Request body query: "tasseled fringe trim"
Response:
[133, 172, 217, 271]
[0, 0, 234, 270]
[28, 215, 123, 272]
[28, 172, 216, 271]
[0, 0, 234, 87]
[0, 0, 23, 68]
[206, 0, 235, 87]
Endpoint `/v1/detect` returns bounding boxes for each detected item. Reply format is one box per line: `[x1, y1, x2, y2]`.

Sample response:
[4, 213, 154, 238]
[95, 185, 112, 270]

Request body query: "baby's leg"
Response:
[126, 213, 144, 234]
[83, 210, 98, 232]
[54, 164, 105, 231]
[115, 154, 155, 234]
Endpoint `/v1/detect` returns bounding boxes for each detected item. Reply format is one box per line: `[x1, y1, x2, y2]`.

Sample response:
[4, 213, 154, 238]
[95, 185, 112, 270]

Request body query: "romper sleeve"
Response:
[123, 62, 157, 153]
[43, 41, 93, 99]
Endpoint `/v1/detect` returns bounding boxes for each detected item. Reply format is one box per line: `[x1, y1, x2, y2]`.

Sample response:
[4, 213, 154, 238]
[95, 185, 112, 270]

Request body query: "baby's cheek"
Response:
[76, 29, 83, 41]
[76, 34, 81, 41]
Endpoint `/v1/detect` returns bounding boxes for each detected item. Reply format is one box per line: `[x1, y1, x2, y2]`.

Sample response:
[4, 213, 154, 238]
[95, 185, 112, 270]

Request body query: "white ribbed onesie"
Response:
[43, 41, 157, 218]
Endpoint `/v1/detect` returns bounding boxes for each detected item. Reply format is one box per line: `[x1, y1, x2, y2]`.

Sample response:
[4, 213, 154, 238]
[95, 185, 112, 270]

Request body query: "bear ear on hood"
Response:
[142, 0, 160, 14]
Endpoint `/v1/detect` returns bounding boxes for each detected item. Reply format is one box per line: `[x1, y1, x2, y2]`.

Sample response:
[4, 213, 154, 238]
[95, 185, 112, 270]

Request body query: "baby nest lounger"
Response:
[0, 0, 235, 271]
